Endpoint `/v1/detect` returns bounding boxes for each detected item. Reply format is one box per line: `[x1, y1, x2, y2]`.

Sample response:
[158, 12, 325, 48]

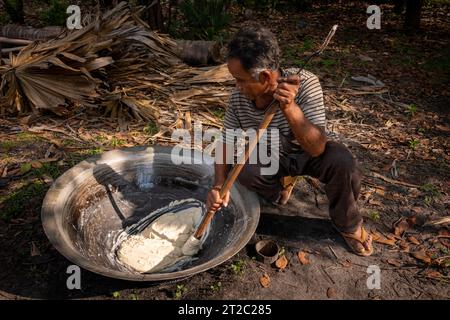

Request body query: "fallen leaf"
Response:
[411, 249, 431, 264]
[387, 259, 402, 267]
[275, 255, 288, 270]
[41, 174, 54, 184]
[339, 259, 352, 268]
[408, 236, 421, 245]
[398, 240, 410, 252]
[371, 230, 381, 241]
[407, 215, 417, 227]
[372, 231, 396, 246]
[297, 251, 310, 265]
[19, 115, 33, 125]
[393, 218, 410, 237]
[368, 198, 383, 206]
[31, 241, 40, 257]
[45, 144, 58, 159]
[1, 165, 8, 177]
[327, 287, 337, 299]
[31, 161, 43, 169]
[425, 271, 443, 279]
[438, 228, 449, 237]
[259, 273, 270, 288]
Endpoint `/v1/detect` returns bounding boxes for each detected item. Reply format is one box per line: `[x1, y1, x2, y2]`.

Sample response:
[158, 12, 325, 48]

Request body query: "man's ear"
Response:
[258, 70, 271, 84]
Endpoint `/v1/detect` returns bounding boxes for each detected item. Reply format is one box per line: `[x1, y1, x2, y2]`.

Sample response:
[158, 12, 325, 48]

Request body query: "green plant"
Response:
[210, 281, 222, 293]
[0, 140, 17, 152]
[406, 104, 417, 117]
[283, 46, 298, 60]
[16, 132, 41, 143]
[88, 147, 103, 156]
[320, 58, 336, 68]
[174, 284, 186, 299]
[211, 108, 225, 120]
[41, 0, 68, 26]
[20, 163, 32, 175]
[0, 181, 46, 221]
[143, 121, 159, 136]
[368, 210, 380, 221]
[31, 162, 61, 179]
[423, 54, 450, 74]
[109, 137, 125, 148]
[302, 37, 313, 52]
[230, 259, 245, 275]
[420, 183, 442, 206]
[408, 138, 420, 150]
[94, 134, 106, 142]
[112, 291, 120, 299]
[129, 293, 139, 300]
[179, 0, 231, 40]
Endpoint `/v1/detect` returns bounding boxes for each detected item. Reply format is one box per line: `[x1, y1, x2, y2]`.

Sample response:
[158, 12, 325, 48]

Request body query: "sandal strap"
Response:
[340, 226, 369, 244]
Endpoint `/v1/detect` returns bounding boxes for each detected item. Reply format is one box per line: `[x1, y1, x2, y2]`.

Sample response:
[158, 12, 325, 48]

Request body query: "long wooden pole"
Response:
[193, 101, 279, 239]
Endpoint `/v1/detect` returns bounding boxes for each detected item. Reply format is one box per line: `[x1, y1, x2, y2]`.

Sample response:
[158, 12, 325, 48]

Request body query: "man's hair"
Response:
[227, 23, 280, 79]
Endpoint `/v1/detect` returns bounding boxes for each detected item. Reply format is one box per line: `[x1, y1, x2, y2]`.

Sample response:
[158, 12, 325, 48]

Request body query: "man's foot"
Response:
[278, 176, 297, 205]
[339, 226, 374, 257]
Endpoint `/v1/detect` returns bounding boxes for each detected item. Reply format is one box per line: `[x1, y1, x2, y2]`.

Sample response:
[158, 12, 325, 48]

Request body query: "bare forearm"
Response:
[214, 142, 230, 187]
[282, 103, 327, 157]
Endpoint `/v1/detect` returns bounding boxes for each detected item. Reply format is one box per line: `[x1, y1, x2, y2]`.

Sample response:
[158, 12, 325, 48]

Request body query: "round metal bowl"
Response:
[41, 146, 260, 281]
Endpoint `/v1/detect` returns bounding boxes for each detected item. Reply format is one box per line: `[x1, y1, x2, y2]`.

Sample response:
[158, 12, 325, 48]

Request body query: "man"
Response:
[206, 24, 373, 257]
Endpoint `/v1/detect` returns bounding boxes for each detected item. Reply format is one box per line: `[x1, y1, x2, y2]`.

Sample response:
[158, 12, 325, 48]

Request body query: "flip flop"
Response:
[339, 226, 374, 257]
[278, 176, 297, 205]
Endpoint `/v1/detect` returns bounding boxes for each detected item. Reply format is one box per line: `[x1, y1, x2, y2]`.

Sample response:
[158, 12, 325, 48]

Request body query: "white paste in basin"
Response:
[117, 206, 202, 273]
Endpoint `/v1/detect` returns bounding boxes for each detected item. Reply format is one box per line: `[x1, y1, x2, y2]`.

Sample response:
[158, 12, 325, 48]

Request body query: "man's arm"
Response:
[213, 141, 230, 188]
[274, 75, 327, 157]
[281, 104, 327, 157]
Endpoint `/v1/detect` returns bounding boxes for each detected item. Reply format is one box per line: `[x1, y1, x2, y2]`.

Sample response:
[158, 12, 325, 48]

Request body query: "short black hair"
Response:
[227, 23, 280, 75]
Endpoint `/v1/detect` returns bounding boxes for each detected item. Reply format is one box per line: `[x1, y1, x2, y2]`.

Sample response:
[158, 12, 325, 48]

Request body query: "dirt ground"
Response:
[0, 2, 449, 300]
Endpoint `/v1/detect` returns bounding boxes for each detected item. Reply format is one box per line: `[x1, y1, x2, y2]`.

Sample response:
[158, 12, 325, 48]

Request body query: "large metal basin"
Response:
[41, 146, 260, 281]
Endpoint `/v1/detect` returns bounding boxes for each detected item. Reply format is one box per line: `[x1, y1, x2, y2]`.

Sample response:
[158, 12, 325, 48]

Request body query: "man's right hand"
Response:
[206, 187, 230, 212]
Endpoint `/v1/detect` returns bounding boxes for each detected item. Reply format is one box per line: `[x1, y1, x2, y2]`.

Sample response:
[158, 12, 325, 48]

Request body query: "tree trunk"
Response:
[394, 0, 405, 14]
[404, 0, 423, 30]
[175, 40, 224, 66]
[0, 25, 63, 41]
[139, 0, 164, 31]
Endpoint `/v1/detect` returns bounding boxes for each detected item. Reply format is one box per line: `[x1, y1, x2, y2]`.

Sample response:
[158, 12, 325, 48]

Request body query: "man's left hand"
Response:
[273, 75, 301, 111]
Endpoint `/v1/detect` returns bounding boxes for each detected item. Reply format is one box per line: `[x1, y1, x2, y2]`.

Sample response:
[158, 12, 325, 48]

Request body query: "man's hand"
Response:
[206, 187, 230, 212]
[273, 75, 301, 111]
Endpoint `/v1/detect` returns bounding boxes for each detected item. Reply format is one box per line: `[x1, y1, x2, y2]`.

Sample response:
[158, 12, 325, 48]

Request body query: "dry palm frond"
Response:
[0, 2, 178, 117]
[0, 1, 235, 141]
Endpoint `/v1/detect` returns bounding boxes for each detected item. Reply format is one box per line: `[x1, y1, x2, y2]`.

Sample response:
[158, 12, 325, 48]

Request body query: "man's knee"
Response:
[237, 164, 260, 189]
[324, 141, 360, 175]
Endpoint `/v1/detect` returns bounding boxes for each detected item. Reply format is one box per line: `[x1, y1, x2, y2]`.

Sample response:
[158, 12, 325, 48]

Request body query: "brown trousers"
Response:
[236, 136, 363, 233]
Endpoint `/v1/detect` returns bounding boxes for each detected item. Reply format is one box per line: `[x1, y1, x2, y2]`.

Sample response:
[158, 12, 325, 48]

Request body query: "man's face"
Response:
[227, 58, 267, 101]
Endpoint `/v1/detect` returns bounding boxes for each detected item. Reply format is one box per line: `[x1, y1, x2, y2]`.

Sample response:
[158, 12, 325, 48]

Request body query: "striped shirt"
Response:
[222, 68, 326, 151]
